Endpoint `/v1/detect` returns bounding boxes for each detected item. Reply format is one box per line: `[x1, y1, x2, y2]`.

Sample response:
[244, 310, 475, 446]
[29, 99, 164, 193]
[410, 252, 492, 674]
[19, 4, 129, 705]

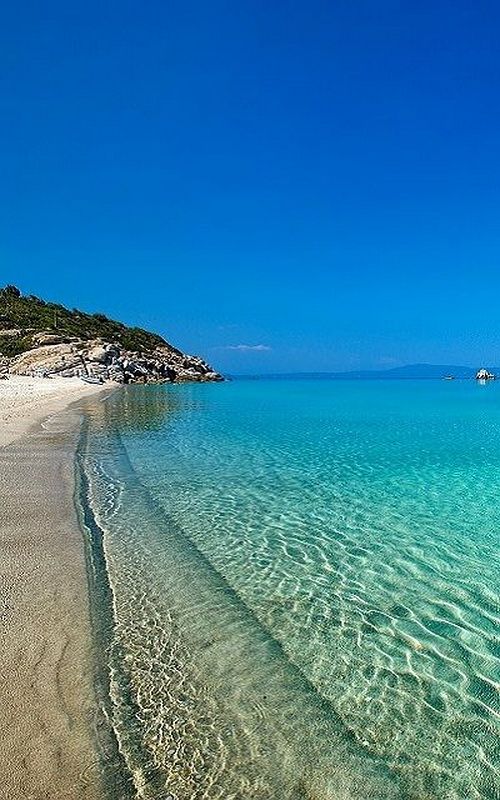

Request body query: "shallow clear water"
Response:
[79, 379, 500, 799]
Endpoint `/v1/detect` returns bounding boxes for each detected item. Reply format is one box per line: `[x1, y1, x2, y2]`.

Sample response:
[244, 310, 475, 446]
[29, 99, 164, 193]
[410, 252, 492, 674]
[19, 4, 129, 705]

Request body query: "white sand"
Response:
[0, 375, 108, 447]
[0, 376, 112, 800]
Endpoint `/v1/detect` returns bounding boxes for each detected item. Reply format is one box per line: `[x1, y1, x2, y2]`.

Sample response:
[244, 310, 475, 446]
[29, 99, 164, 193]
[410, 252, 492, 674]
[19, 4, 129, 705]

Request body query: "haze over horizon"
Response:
[2, 1, 500, 374]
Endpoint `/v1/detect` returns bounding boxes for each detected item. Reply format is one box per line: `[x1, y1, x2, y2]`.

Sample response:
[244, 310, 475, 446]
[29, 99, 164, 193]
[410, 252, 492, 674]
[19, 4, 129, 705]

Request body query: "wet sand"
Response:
[0, 378, 111, 800]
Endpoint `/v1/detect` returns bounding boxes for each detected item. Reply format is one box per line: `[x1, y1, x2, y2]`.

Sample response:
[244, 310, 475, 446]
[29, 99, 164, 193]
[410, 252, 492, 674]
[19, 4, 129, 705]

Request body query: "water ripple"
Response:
[83, 381, 500, 799]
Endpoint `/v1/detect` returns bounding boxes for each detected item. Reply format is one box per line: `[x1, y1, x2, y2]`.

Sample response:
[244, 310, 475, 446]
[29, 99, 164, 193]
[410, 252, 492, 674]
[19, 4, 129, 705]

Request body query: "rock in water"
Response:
[475, 368, 495, 381]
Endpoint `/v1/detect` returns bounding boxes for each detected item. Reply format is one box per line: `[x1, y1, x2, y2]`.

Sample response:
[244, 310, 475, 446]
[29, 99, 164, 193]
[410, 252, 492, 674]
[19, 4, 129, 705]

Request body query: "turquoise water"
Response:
[79, 379, 500, 800]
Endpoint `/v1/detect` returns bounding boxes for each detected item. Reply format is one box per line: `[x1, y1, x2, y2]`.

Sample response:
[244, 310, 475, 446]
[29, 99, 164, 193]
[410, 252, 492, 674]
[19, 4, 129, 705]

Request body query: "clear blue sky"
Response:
[1, 1, 499, 373]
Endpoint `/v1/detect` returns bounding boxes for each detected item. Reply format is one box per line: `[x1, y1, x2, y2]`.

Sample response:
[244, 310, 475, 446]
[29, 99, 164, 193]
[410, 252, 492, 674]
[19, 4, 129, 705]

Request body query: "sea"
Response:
[77, 378, 500, 800]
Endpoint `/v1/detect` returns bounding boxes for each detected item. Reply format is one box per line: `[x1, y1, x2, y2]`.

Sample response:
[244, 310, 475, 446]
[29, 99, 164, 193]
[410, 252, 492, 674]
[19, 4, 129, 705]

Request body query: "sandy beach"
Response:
[0, 375, 110, 448]
[0, 377, 111, 800]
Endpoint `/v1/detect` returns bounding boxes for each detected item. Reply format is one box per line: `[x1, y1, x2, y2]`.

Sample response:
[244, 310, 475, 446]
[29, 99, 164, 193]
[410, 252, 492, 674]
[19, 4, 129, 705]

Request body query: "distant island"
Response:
[333, 363, 498, 380]
[237, 364, 498, 380]
[0, 285, 223, 384]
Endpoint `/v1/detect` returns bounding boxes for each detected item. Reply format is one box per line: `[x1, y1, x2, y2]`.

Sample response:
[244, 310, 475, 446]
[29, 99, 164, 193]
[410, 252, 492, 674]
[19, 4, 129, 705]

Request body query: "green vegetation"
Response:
[0, 285, 170, 357]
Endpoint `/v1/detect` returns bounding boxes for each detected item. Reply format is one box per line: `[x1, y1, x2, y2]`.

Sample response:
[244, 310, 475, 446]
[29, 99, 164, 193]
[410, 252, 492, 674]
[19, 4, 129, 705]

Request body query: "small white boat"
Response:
[81, 376, 103, 384]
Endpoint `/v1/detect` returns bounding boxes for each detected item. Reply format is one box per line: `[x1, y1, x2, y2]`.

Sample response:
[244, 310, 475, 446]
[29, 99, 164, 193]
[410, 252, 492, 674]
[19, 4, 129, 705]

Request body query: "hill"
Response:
[0, 284, 171, 357]
[0, 285, 222, 383]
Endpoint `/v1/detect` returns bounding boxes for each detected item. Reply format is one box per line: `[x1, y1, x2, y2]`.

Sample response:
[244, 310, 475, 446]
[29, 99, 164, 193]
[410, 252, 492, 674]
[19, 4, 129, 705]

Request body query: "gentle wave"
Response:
[80, 415, 404, 799]
[80, 381, 500, 799]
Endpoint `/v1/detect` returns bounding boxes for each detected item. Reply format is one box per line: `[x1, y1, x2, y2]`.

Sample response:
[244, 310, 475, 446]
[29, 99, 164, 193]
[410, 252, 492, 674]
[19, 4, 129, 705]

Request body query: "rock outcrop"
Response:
[0, 285, 223, 384]
[8, 336, 223, 384]
[475, 368, 495, 381]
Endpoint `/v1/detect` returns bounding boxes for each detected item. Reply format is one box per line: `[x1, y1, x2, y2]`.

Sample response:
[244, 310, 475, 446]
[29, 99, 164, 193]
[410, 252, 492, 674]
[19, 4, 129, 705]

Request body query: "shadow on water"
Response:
[108, 384, 209, 434]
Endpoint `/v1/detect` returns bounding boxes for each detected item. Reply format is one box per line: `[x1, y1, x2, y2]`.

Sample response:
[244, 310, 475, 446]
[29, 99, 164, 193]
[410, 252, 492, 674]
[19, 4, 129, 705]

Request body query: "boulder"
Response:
[32, 332, 68, 346]
[7, 336, 223, 384]
[475, 368, 495, 381]
[0, 328, 22, 338]
[86, 344, 108, 364]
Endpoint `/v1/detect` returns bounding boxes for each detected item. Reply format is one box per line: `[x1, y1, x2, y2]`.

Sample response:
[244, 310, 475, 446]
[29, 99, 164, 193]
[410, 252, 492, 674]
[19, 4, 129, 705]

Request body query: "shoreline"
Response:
[0, 377, 114, 800]
[0, 375, 113, 448]
[75, 412, 138, 800]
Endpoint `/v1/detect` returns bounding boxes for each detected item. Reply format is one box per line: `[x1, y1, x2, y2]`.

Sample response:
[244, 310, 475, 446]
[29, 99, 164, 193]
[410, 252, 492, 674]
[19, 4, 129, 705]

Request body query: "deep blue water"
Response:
[79, 379, 500, 799]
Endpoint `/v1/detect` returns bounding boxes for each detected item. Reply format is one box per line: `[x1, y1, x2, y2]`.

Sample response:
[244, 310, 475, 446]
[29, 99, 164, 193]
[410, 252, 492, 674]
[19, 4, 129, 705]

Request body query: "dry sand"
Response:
[0, 375, 108, 448]
[0, 377, 113, 800]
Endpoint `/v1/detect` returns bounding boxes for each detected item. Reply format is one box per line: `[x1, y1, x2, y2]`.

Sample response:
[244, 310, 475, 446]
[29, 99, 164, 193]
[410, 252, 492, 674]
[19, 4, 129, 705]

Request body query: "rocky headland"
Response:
[0, 285, 223, 384]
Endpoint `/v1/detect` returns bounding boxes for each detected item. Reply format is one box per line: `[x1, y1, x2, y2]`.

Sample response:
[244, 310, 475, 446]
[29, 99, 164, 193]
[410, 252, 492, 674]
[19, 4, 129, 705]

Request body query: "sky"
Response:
[1, 1, 499, 374]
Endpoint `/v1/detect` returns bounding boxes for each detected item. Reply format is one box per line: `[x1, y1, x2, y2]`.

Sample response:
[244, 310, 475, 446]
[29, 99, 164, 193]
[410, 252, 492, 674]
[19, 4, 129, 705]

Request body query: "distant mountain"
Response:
[236, 364, 497, 380]
[335, 363, 481, 379]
